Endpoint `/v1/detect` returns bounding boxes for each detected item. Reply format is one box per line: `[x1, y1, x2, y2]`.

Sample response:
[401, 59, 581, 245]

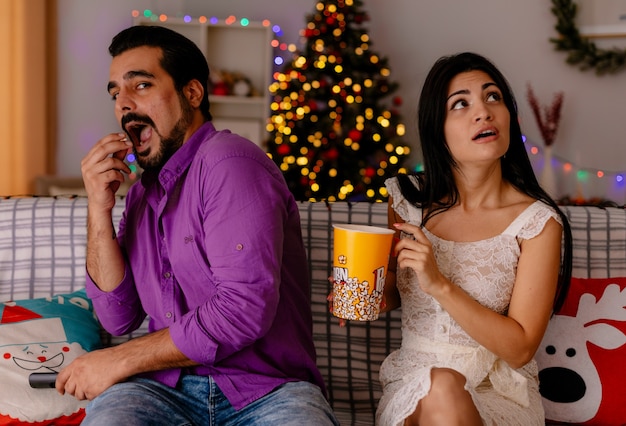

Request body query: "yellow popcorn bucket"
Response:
[332, 224, 395, 321]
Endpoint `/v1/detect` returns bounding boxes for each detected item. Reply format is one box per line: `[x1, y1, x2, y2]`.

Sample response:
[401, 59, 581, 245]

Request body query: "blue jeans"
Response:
[82, 376, 339, 426]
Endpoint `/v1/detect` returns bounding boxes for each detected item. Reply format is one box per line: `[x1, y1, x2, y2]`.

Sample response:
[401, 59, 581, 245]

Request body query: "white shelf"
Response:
[133, 17, 273, 146]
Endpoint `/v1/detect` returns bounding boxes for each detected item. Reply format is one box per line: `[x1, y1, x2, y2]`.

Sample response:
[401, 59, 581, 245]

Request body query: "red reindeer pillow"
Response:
[535, 277, 626, 425]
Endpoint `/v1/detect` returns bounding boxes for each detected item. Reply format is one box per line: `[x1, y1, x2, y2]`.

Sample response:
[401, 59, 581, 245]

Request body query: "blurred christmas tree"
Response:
[266, 0, 411, 202]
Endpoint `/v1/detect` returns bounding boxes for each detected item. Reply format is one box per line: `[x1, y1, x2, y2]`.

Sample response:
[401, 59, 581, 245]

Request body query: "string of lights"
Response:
[523, 137, 626, 187]
[130, 10, 296, 69]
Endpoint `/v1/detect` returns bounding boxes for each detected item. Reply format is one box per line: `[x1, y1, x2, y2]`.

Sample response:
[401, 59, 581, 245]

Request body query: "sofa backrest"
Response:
[0, 197, 124, 301]
[563, 205, 626, 278]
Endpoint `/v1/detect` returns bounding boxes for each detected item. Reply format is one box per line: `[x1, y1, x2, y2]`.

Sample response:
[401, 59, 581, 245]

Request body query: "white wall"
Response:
[57, 0, 626, 203]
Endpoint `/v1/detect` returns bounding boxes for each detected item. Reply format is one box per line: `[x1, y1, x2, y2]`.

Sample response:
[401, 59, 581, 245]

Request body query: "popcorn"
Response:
[332, 275, 383, 321]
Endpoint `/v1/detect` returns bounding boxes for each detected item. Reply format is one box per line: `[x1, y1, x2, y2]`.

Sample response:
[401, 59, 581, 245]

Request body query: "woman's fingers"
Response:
[393, 222, 430, 245]
[391, 222, 444, 292]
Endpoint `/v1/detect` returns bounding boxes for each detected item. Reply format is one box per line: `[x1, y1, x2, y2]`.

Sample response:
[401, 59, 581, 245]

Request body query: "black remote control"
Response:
[29, 372, 58, 388]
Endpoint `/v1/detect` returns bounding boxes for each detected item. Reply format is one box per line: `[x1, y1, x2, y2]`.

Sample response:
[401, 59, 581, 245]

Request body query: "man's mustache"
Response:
[121, 113, 156, 132]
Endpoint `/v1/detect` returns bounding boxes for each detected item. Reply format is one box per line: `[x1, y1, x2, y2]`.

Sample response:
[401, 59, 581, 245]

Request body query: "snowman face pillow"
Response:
[0, 290, 101, 425]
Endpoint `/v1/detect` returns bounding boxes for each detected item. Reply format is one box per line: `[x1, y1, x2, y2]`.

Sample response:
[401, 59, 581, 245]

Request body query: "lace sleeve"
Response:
[517, 204, 563, 241]
[384, 176, 422, 225]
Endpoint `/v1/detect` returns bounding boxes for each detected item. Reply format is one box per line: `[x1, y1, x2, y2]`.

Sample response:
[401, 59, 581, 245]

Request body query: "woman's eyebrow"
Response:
[446, 82, 499, 101]
[447, 89, 469, 101]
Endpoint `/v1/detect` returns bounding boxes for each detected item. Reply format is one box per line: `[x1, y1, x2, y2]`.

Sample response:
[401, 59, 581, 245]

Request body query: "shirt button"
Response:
[236, 244, 244, 251]
[439, 325, 446, 333]
[164, 272, 171, 279]
[165, 312, 172, 319]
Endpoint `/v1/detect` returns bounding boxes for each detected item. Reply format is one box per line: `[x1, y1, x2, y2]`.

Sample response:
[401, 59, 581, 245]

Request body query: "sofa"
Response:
[1, 196, 625, 425]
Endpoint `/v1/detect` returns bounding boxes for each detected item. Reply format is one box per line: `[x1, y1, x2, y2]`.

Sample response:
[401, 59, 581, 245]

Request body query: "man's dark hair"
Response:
[109, 25, 212, 121]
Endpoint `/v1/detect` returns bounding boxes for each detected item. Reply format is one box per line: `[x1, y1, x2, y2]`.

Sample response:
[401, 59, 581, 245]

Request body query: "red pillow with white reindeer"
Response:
[535, 277, 626, 425]
[0, 289, 101, 425]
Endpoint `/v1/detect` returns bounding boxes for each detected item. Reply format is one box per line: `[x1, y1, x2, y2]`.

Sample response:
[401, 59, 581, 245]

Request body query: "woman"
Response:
[377, 52, 572, 425]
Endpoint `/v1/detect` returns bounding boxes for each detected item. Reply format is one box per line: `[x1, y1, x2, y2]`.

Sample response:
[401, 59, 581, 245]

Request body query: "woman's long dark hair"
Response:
[397, 52, 572, 312]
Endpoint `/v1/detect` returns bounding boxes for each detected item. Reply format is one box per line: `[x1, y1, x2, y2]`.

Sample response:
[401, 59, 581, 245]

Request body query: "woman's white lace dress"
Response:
[377, 177, 561, 426]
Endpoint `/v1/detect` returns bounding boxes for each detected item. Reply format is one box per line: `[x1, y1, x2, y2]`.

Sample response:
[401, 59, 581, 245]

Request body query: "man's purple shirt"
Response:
[86, 122, 325, 410]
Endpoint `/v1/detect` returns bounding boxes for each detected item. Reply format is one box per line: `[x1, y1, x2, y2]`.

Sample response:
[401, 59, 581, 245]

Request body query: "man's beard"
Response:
[126, 95, 194, 172]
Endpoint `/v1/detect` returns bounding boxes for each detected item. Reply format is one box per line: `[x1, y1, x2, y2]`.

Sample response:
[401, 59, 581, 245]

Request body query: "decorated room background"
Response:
[52, 0, 626, 203]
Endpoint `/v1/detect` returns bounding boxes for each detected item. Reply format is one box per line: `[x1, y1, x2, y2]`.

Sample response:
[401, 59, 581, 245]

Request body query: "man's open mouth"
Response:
[125, 122, 152, 148]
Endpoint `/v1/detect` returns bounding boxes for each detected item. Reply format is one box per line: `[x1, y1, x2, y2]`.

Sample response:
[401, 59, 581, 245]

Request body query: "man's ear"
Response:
[183, 79, 204, 108]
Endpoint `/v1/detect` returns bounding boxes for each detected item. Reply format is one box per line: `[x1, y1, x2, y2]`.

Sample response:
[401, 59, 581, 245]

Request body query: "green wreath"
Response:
[551, 0, 626, 75]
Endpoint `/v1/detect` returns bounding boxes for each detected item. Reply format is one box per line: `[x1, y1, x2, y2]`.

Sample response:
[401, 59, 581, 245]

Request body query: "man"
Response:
[57, 25, 338, 425]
